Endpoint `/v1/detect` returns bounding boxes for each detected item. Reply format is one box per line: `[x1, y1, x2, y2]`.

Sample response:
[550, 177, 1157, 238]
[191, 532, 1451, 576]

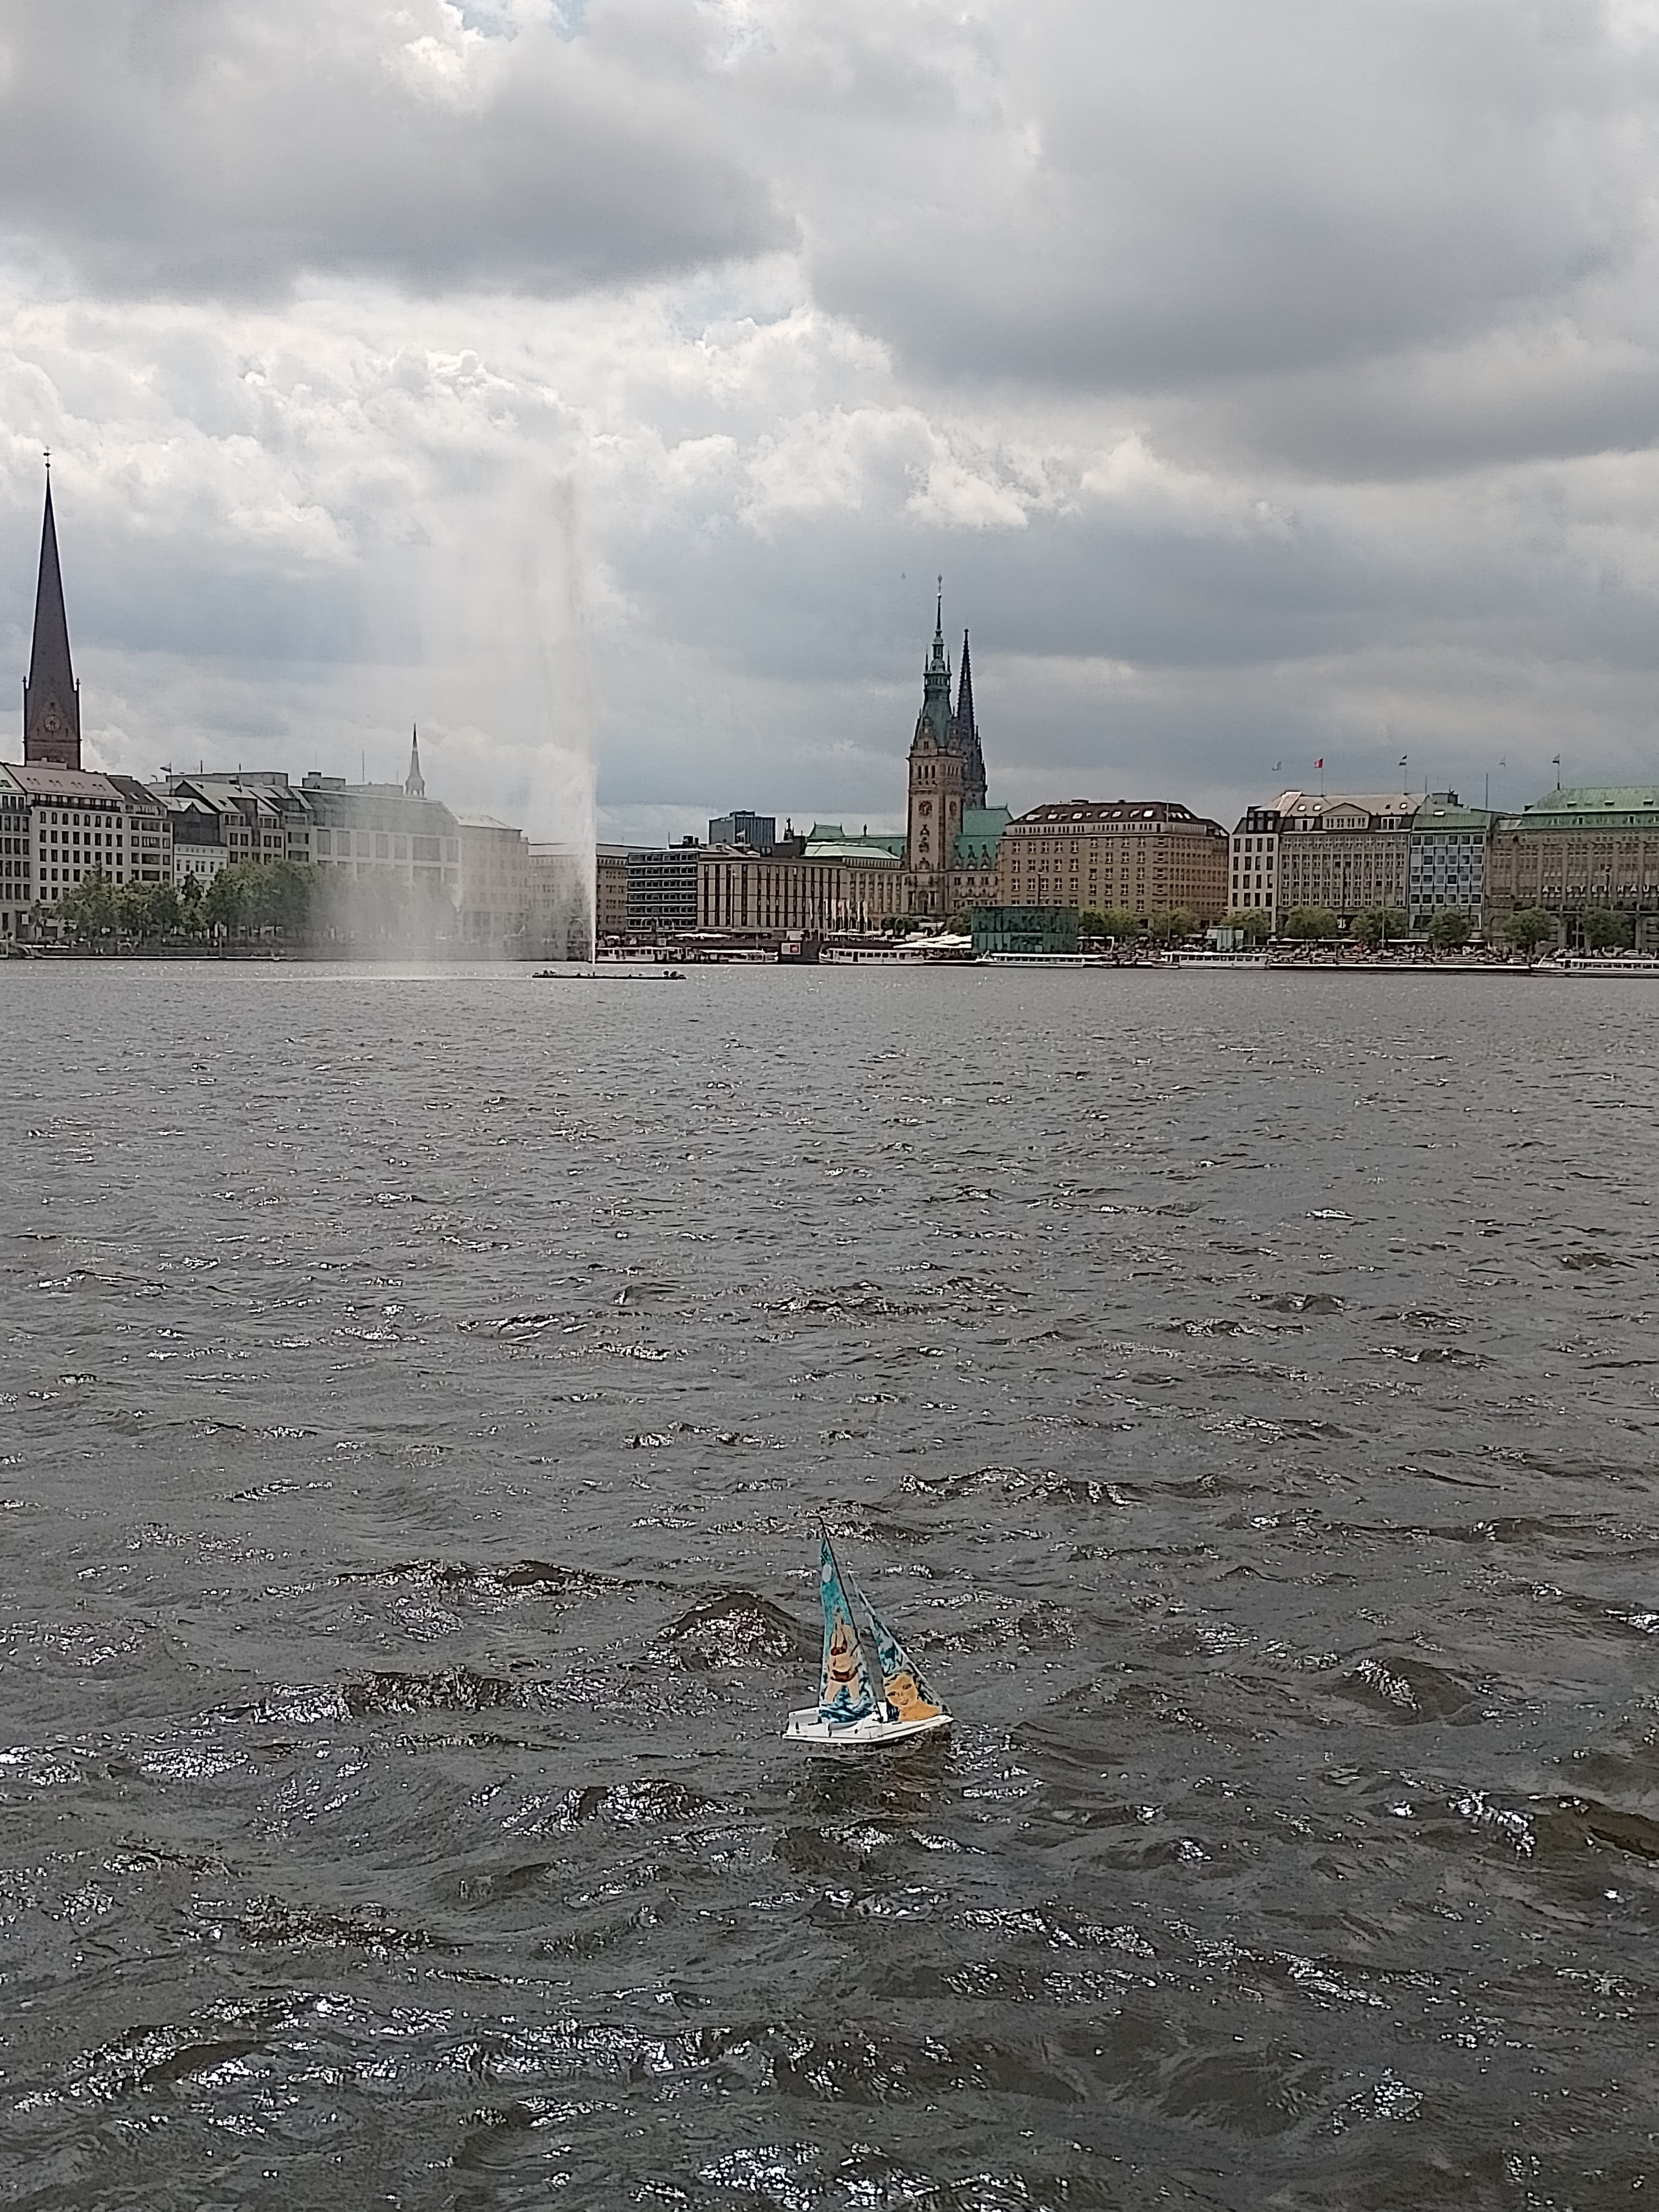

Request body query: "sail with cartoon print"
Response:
[784, 1533, 953, 1750]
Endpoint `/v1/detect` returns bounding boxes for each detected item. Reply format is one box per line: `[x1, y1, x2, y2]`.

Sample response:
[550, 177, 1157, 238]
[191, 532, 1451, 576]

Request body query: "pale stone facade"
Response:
[0, 762, 173, 934]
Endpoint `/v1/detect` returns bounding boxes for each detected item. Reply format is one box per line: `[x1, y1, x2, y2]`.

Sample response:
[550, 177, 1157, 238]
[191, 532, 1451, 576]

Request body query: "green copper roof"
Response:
[955, 805, 1010, 865]
[803, 824, 904, 864]
[1412, 792, 1501, 834]
[1500, 785, 1659, 832]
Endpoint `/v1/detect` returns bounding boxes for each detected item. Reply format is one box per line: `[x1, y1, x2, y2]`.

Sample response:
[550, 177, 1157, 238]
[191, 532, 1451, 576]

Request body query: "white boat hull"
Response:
[784, 1703, 953, 1752]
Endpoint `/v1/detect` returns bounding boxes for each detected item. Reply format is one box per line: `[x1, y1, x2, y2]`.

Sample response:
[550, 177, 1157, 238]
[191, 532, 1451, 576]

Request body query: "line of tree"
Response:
[54, 860, 463, 950]
[1078, 908, 1198, 943]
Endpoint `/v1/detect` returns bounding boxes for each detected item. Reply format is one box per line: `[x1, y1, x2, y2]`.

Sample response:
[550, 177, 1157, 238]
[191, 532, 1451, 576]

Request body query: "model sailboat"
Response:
[784, 1533, 953, 1750]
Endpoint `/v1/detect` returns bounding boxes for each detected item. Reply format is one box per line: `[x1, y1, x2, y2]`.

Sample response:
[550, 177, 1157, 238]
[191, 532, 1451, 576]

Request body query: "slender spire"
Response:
[951, 628, 987, 808]
[24, 465, 81, 770]
[405, 723, 425, 799]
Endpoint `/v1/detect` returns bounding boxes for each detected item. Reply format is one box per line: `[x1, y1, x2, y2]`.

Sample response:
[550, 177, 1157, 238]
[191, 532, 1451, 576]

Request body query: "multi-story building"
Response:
[708, 810, 776, 853]
[1229, 803, 1284, 926]
[695, 827, 908, 938]
[163, 773, 304, 875]
[628, 840, 702, 938]
[1263, 790, 1418, 927]
[1000, 799, 1230, 921]
[528, 843, 593, 959]
[1408, 791, 1499, 930]
[455, 814, 530, 948]
[595, 844, 635, 942]
[0, 763, 173, 935]
[1485, 786, 1659, 949]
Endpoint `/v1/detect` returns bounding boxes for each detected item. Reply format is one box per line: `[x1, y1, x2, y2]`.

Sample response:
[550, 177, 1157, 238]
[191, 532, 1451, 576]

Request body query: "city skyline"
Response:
[5, 6, 1659, 844]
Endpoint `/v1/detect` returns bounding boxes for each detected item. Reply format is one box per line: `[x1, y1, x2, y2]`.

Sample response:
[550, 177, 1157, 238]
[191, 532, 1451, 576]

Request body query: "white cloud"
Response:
[5, 0, 1659, 844]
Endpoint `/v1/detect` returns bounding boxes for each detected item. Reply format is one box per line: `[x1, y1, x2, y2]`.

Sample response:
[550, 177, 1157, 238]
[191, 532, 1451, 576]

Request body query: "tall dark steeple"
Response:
[405, 724, 426, 798]
[24, 466, 81, 770]
[951, 629, 987, 809]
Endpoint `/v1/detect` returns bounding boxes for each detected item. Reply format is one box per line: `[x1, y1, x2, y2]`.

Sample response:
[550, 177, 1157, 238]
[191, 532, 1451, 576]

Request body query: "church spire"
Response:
[952, 628, 987, 809]
[405, 723, 426, 799]
[24, 463, 81, 770]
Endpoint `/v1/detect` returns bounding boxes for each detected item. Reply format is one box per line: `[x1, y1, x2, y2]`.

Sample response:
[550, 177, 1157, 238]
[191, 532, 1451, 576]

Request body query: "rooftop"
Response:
[1412, 790, 1501, 833]
[1013, 799, 1207, 825]
[1500, 785, 1659, 830]
[0, 761, 126, 800]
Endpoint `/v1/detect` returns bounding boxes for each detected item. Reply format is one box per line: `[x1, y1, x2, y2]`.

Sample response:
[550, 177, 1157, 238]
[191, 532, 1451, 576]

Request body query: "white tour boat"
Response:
[784, 1533, 953, 1752]
[1552, 953, 1659, 977]
[1162, 948, 1269, 968]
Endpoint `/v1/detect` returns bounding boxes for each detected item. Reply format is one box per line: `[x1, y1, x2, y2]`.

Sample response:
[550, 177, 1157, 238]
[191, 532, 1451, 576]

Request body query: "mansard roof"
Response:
[1009, 799, 1224, 831]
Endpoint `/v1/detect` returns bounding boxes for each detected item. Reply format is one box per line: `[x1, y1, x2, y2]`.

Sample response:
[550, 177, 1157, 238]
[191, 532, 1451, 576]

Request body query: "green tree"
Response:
[146, 881, 181, 940]
[1425, 909, 1471, 952]
[1080, 907, 1143, 940]
[178, 876, 206, 937]
[115, 881, 151, 940]
[1220, 909, 1271, 942]
[1583, 907, 1633, 952]
[202, 865, 246, 940]
[1146, 907, 1197, 945]
[63, 870, 117, 944]
[1501, 907, 1556, 960]
[1352, 906, 1409, 949]
[1283, 906, 1339, 940]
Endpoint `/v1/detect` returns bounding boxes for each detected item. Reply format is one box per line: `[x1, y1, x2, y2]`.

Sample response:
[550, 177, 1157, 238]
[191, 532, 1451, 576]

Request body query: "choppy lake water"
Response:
[4, 960, 1659, 2210]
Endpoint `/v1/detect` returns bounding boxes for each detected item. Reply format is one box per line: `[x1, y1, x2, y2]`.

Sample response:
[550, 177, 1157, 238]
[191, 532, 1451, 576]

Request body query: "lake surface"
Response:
[3, 960, 1658, 2209]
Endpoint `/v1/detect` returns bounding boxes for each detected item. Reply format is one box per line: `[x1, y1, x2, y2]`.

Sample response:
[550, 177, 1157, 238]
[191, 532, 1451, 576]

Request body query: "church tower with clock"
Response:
[905, 591, 1003, 915]
[23, 469, 81, 771]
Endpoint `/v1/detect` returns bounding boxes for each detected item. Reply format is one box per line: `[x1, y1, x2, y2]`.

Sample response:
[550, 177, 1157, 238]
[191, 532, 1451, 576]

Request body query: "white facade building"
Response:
[0, 762, 172, 935]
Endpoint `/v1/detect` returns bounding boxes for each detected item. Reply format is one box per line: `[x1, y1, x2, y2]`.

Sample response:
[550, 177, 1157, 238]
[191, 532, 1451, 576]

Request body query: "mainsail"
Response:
[817, 1536, 878, 1723]
[866, 1599, 945, 1726]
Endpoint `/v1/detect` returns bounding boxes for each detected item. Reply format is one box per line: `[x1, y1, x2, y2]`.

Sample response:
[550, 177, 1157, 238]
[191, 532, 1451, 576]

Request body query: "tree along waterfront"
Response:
[52, 860, 458, 951]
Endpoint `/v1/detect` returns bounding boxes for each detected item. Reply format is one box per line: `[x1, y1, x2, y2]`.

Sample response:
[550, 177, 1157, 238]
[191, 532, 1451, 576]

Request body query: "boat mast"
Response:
[822, 1526, 887, 1717]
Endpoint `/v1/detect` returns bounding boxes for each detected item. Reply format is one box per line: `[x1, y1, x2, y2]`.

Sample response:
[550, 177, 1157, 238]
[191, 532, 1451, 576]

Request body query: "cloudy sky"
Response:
[5, 0, 1659, 842]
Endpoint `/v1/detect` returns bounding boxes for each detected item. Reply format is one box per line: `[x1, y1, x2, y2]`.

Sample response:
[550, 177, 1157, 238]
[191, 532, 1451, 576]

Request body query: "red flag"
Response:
[1314, 757, 1323, 769]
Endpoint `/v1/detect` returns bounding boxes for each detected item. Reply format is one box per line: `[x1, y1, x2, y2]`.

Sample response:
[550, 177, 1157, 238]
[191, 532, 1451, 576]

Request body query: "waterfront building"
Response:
[528, 842, 593, 959]
[23, 474, 81, 772]
[697, 827, 908, 938]
[455, 814, 530, 948]
[708, 809, 776, 853]
[1251, 790, 1418, 927]
[0, 762, 172, 935]
[297, 768, 460, 893]
[1229, 803, 1283, 927]
[628, 840, 702, 937]
[1485, 786, 1659, 949]
[971, 905, 1080, 956]
[1001, 799, 1230, 921]
[1408, 791, 1499, 931]
[164, 772, 309, 872]
[595, 844, 636, 942]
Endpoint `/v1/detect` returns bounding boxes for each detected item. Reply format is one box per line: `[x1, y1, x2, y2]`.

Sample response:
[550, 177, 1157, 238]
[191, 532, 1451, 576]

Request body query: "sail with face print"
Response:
[785, 1533, 953, 1751]
[814, 1534, 879, 1724]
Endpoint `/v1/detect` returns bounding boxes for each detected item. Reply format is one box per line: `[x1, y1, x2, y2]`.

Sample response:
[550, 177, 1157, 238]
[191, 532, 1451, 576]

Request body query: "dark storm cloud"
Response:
[0, 1, 789, 299]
